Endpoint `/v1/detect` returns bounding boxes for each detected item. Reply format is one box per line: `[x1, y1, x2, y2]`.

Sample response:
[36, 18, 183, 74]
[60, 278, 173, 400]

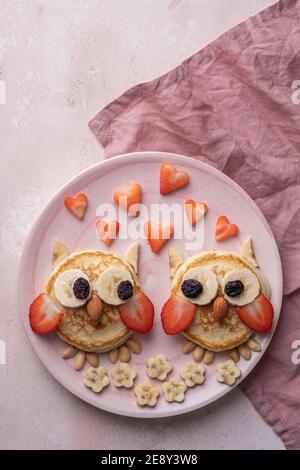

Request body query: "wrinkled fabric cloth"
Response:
[90, 0, 300, 449]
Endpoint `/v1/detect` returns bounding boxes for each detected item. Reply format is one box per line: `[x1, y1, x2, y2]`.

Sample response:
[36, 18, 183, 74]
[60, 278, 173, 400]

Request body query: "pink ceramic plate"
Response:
[19, 152, 282, 418]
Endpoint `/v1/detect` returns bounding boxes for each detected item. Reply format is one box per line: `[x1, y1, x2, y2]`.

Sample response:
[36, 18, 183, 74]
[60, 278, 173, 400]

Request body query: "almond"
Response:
[108, 348, 118, 364]
[118, 345, 131, 363]
[73, 351, 86, 371]
[229, 348, 240, 363]
[61, 345, 78, 359]
[182, 339, 196, 354]
[126, 338, 142, 354]
[246, 337, 261, 352]
[192, 346, 205, 362]
[212, 297, 228, 321]
[87, 295, 103, 324]
[203, 350, 215, 365]
[238, 344, 252, 361]
[86, 352, 99, 367]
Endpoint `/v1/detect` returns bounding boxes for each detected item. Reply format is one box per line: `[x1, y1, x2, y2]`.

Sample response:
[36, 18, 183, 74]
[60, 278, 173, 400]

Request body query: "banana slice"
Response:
[54, 269, 91, 308]
[222, 268, 260, 306]
[181, 267, 218, 305]
[52, 238, 69, 269]
[240, 238, 259, 268]
[124, 242, 139, 273]
[169, 247, 184, 278]
[95, 267, 133, 306]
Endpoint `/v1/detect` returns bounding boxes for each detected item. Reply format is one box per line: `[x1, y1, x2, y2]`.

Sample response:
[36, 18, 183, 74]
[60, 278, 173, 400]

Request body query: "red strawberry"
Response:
[96, 219, 119, 247]
[161, 294, 197, 335]
[237, 294, 274, 333]
[185, 199, 208, 225]
[113, 182, 142, 216]
[64, 193, 88, 220]
[119, 292, 154, 333]
[215, 215, 239, 241]
[144, 221, 174, 253]
[29, 293, 64, 334]
[160, 163, 189, 195]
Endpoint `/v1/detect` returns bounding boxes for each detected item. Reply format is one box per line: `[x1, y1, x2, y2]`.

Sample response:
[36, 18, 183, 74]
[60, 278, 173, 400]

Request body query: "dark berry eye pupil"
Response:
[181, 279, 203, 298]
[224, 280, 244, 297]
[73, 277, 90, 300]
[117, 280, 133, 301]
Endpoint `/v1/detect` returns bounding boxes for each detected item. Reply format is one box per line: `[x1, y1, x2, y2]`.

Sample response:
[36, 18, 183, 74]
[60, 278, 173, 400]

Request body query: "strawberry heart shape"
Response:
[144, 221, 174, 253]
[185, 199, 208, 225]
[96, 219, 120, 247]
[160, 163, 189, 195]
[215, 215, 239, 241]
[113, 183, 142, 216]
[64, 193, 88, 220]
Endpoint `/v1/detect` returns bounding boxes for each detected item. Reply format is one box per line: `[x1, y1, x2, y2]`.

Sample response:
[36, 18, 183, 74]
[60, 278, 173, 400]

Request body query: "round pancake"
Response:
[172, 251, 268, 352]
[45, 250, 140, 352]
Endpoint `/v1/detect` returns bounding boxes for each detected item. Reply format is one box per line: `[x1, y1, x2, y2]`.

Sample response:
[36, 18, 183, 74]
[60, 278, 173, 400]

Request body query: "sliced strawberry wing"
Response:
[237, 294, 274, 333]
[29, 293, 64, 334]
[119, 291, 154, 333]
[64, 193, 88, 220]
[161, 294, 197, 335]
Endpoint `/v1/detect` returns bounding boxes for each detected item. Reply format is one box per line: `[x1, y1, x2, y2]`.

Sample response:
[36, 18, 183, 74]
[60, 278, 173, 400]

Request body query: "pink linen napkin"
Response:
[90, 0, 300, 449]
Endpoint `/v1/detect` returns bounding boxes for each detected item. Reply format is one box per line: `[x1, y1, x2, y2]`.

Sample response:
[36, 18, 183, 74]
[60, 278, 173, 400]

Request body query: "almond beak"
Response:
[86, 294, 103, 324]
[212, 296, 228, 321]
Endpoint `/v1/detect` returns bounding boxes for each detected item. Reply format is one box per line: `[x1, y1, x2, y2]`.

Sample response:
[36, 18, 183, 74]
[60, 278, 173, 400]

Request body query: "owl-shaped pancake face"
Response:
[161, 242, 274, 352]
[30, 245, 154, 352]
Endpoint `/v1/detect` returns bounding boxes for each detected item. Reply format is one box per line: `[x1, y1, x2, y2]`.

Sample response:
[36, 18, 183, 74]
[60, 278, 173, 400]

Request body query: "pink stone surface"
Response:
[0, 0, 284, 449]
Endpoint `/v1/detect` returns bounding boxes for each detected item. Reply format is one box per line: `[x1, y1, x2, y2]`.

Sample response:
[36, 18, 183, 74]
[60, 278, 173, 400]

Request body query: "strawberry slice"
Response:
[144, 221, 174, 253]
[29, 293, 64, 334]
[113, 182, 142, 216]
[237, 294, 274, 333]
[96, 219, 119, 247]
[217, 215, 229, 226]
[161, 294, 197, 335]
[119, 292, 154, 333]
[160, 163, 189, 195]
[215, 215, 239, 241]
[185, 199, 208, 226]
[64, 193, 88, 220]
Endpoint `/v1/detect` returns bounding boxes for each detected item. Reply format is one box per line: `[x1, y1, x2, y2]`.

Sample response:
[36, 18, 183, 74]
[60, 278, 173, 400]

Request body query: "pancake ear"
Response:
[52, 238, 69, 269]
[240, 238, 259, 268]
[124, 242, 139, 273]
[169, 247, 184, 278]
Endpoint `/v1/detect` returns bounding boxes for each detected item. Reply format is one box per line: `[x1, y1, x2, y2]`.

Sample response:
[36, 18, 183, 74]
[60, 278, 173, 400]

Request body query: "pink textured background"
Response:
[0, 0, 284, 449]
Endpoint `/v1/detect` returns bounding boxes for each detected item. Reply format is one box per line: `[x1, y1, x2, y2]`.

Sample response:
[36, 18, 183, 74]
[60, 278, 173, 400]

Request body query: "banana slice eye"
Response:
[222, 268, 260, 306]
[54, 269, 91, 308]
[181, 267, 218, 305]
[95, 267, 134, 306]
